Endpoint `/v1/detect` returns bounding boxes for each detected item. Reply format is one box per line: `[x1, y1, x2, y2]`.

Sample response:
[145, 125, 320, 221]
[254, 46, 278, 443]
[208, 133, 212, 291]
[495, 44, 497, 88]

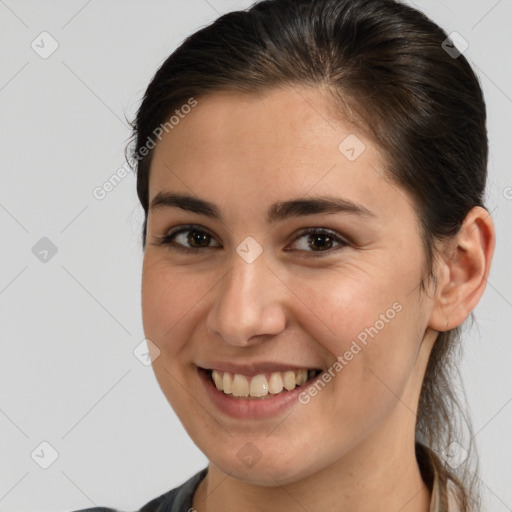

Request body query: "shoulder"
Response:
[69, 467, 208, 512]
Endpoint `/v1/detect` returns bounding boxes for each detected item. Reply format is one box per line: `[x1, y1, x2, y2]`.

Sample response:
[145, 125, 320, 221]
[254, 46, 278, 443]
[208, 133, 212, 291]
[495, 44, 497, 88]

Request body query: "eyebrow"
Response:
[149, 191, 376, 224]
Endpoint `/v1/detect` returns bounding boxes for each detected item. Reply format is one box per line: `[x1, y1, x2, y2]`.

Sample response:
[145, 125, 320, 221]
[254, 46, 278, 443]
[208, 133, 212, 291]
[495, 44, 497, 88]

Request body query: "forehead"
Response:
[152, 86, 374, 164]
[148, 86, 414, 225]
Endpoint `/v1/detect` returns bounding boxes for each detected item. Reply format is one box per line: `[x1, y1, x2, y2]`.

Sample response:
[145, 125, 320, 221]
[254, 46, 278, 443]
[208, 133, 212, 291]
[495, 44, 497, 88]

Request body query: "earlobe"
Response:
[428, 206, 496, 332]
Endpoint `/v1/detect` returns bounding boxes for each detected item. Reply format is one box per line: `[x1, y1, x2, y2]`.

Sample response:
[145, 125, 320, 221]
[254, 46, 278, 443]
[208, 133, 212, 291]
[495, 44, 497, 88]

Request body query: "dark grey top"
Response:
[73, 467, 208, 512]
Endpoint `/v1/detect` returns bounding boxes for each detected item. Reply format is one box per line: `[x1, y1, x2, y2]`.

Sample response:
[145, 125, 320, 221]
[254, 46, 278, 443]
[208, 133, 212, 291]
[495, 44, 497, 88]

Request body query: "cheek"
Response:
[290, 264, 421, 410]
[285, 263, 406, 355]
[141, 259, 207, 354]
[140, 259, 212, 425]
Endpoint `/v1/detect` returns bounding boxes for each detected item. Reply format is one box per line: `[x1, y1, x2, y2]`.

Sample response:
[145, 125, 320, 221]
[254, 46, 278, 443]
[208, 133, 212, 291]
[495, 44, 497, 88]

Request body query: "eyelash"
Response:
[154, 224, 349, 257]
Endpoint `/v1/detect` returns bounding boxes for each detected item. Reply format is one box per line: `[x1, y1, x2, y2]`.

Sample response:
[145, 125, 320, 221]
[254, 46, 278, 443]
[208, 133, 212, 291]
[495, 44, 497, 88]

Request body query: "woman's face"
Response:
[141, 86, 438, 485]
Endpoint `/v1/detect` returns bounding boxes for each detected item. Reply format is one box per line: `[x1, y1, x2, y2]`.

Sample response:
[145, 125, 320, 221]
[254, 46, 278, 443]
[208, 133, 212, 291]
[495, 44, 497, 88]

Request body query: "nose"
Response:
[206, 247, 287, 347]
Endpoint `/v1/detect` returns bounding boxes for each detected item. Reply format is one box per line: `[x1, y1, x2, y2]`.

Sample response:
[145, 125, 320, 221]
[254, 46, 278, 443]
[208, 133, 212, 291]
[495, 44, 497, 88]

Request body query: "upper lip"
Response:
[198, 361, 322, 376]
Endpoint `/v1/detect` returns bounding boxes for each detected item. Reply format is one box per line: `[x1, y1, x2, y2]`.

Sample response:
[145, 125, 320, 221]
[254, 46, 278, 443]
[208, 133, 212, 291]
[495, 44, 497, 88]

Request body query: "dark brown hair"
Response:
[128, 0, 488, 509]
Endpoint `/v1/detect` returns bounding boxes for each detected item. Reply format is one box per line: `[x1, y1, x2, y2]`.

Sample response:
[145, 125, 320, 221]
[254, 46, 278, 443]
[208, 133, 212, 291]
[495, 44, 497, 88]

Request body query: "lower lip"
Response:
[198, 367, 316, 419]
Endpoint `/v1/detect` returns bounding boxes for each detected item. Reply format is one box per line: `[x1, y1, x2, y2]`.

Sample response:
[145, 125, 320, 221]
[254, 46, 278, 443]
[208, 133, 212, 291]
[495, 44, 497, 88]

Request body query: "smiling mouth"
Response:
[205, 368, 323, 399]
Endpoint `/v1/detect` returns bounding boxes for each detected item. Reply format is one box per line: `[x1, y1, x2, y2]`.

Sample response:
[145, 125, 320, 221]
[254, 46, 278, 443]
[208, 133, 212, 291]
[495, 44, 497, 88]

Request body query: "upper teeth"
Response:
[211, 369, 316, 398]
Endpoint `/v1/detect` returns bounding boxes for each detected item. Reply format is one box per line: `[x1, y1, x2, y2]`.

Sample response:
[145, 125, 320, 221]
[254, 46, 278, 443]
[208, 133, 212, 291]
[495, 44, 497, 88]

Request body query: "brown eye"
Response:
[307, 233, 335, 251]
[186, 229, 211, 248]
[155, 225, 221, 253]
[288, 228, 348, 255]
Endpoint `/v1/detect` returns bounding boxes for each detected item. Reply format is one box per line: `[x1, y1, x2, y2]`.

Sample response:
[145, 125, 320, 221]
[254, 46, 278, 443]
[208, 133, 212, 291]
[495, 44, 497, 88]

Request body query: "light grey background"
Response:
[0, 1, 510, 511]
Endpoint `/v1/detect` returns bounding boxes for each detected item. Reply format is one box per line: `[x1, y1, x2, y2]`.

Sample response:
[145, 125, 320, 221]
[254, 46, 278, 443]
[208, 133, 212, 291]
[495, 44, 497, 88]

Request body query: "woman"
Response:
[79, 0, 495, 510]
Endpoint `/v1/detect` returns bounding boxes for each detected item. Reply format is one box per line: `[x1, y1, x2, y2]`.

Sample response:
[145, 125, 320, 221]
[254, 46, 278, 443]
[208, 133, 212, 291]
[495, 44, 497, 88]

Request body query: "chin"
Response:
[205, 443, 324, 487]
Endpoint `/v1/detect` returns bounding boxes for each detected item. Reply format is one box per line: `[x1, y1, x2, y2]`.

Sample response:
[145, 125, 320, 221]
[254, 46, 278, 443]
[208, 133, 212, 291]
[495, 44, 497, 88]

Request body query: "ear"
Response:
[428, 206, 496, 332]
